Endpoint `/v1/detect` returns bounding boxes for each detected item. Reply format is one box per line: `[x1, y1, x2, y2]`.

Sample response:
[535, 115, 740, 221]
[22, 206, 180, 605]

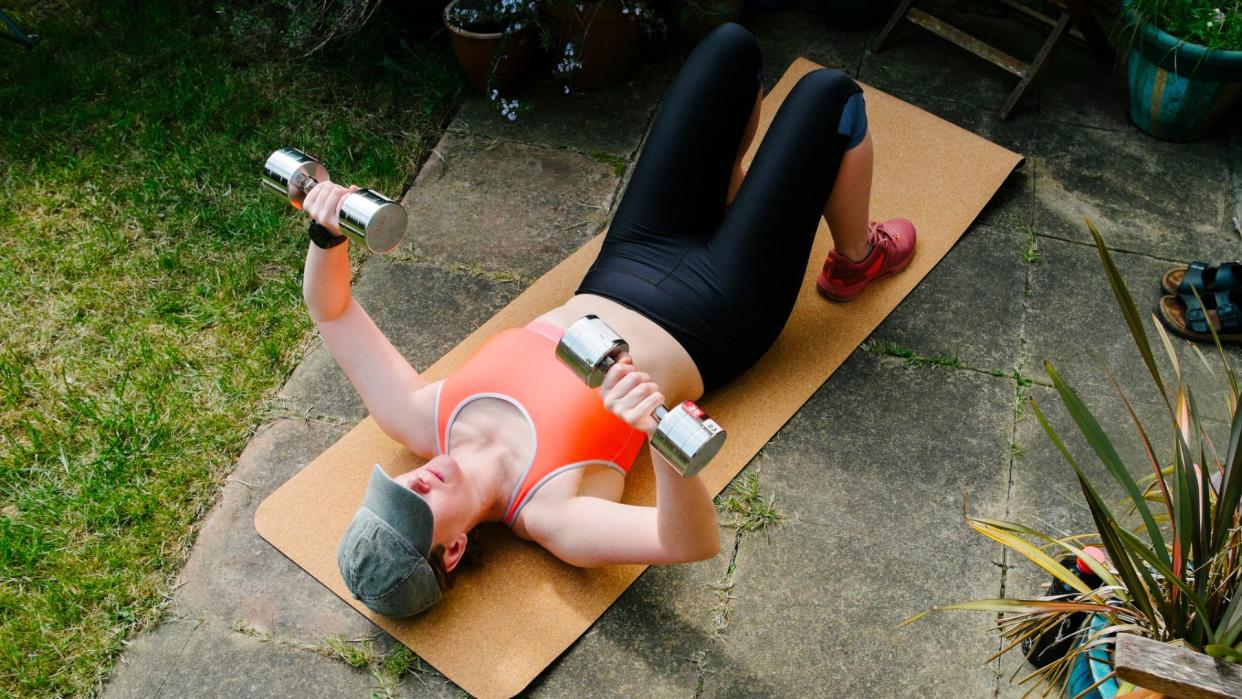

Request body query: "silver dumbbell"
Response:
[261, 147, 407, 254]
[556, 315, 726, 477]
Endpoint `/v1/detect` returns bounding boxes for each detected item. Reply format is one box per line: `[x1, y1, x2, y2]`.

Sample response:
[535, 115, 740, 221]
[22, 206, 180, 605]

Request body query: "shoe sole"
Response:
[815, 251, 914, 302]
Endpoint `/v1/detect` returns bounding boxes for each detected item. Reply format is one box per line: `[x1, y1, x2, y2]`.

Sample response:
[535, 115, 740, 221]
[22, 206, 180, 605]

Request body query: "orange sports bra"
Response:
[435, 320, 647, 526]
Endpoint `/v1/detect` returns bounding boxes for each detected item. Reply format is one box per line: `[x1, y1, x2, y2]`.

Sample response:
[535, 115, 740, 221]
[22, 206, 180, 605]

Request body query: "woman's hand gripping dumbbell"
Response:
[556, 315, 726, 477]
[261, 147, 407, 254]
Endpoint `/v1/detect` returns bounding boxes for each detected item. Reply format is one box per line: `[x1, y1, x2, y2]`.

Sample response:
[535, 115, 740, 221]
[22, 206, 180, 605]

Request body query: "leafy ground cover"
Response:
[0, 2, 464, 695]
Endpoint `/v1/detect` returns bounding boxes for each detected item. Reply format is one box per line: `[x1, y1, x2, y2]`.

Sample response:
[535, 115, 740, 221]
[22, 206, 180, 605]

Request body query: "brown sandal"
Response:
[1155, 294, 1242, 344]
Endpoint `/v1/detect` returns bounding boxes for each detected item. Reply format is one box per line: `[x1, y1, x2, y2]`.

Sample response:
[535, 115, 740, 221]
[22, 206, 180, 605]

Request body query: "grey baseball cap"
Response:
[337, 464, 442, 617]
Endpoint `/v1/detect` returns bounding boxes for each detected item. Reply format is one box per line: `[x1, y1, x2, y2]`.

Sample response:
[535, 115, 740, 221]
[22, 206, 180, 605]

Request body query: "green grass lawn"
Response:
[0, 2, 465, 695]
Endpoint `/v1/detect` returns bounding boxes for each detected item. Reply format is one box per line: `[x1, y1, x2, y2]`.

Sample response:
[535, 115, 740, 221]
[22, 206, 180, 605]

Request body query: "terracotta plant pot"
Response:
[444, 0, 538, 95]
[540, 0, 640, 89]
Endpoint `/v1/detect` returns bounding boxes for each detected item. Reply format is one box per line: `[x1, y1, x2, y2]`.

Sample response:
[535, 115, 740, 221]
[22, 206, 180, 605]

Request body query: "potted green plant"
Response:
[1122, 1, 1242, 141]
[539, 0, 665, 90]
[913, 222, 1242, 697]
[444, 0, 540, 101]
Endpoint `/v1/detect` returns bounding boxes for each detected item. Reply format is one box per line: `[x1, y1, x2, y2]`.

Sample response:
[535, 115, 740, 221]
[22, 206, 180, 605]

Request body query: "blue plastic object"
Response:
[1066, 613, 1118, 699]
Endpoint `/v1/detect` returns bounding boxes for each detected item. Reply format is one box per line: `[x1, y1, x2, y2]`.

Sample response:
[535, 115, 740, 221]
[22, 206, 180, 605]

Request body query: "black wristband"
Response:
[308, 221, 347, 249]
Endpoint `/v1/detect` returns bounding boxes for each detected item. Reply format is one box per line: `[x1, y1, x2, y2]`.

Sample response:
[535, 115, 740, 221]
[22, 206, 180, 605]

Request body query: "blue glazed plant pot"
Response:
[1126, 18, 1242, 142]
[1066, 613, 1119, 699]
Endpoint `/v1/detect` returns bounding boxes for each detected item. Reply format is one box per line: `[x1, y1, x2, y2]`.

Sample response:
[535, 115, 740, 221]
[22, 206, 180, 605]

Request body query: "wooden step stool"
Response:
[875, 0, 1117, 120]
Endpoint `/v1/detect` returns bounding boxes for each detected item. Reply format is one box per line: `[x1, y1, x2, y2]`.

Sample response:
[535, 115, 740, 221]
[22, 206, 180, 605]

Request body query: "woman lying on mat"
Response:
[302, 23, 916, 617]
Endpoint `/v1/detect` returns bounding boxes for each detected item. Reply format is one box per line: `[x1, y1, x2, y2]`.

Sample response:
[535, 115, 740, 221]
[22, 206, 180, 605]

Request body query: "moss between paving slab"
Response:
[0, 4, 464, 696]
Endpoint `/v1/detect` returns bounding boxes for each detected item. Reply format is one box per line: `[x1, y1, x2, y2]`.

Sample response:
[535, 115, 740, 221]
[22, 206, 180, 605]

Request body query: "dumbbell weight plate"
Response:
[262, 147, 327, 207]
[339, 189, 408, 254]
[556, 314, 629, 388]
[650, 401, 726, 477]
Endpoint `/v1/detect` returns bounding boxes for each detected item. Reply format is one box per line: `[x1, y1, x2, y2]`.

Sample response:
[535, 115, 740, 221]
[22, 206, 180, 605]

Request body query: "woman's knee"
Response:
[697, 22, 762, 81]
[792, 68, 867, 145]
[796, 68, 860, 101]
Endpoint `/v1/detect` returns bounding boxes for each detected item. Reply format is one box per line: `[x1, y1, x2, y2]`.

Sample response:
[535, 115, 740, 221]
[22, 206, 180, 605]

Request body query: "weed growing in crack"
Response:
[1022, 226, 1040, 264]
[383, 645, 419, 677]
[717, 472, 785, 533]
[688, 649, 713, 697]
[1012, 381, 1031, 421]
[320, 635, 379, 669]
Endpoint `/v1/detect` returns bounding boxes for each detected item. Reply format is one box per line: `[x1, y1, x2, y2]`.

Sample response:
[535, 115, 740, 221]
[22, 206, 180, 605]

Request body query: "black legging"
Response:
[575, 23, 862, 392]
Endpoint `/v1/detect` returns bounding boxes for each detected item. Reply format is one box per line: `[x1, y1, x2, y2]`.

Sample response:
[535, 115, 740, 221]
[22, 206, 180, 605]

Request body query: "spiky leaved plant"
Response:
[912, 221, 1242, 697]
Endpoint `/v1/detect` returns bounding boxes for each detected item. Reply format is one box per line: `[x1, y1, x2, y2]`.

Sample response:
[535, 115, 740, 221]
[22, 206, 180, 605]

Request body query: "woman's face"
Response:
[392, 454, 474, 547]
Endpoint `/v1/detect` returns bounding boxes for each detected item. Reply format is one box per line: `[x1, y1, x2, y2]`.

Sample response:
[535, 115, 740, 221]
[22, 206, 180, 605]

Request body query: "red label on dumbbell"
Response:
[682, 401, 706, 419]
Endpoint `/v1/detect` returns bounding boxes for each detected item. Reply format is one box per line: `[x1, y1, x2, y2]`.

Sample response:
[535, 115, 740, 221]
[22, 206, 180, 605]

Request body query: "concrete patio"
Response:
[103, 1, 1242, 696]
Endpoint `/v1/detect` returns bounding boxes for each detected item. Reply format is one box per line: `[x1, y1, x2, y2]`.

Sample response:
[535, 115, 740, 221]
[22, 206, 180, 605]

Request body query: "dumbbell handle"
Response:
[290, 173, 321, 198]
[556, 315, 726, 476]
[261, 147, 407, 254]
[593, 360, 670, 418]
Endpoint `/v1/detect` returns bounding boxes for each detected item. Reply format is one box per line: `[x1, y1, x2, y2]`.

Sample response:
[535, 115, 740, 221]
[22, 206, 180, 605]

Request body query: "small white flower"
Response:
[1215, 8, 1227, 22]
[563, 84, 571, 94]
[576, 2, 584, 9]
[622, 6, 629, 13]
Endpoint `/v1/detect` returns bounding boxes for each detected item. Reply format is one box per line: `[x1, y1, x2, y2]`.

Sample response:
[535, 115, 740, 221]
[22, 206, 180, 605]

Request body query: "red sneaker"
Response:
[816, 219, 917, 301]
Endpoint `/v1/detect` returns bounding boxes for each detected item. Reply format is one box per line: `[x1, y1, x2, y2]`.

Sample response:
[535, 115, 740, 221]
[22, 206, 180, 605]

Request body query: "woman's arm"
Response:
[531, 453, 721, 567]
[300, 181, 436, 456]
[527, 354, 721, 567]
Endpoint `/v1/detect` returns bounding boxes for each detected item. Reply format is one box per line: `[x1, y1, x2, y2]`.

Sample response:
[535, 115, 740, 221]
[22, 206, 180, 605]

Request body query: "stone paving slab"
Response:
[709, 351, 1014, 697]
[399, 133, 620, 279]
[1022, 235, 1242, 424]
[872, 224, 1029, 373]
[1002, 117, 1236, 262]
[1033, 34, 1132, 134]
[450, 59, 673, 158]
[104, 618, 383, 699]
[351, 257, 525, 367]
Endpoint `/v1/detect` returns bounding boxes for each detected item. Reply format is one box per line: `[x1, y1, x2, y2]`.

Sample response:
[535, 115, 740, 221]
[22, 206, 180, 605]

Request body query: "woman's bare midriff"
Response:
[532, 293, 705, 405]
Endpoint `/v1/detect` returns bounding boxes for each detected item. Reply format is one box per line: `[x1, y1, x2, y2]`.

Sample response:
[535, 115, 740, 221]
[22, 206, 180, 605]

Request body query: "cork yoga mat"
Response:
[255, 58, 1023, 698]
